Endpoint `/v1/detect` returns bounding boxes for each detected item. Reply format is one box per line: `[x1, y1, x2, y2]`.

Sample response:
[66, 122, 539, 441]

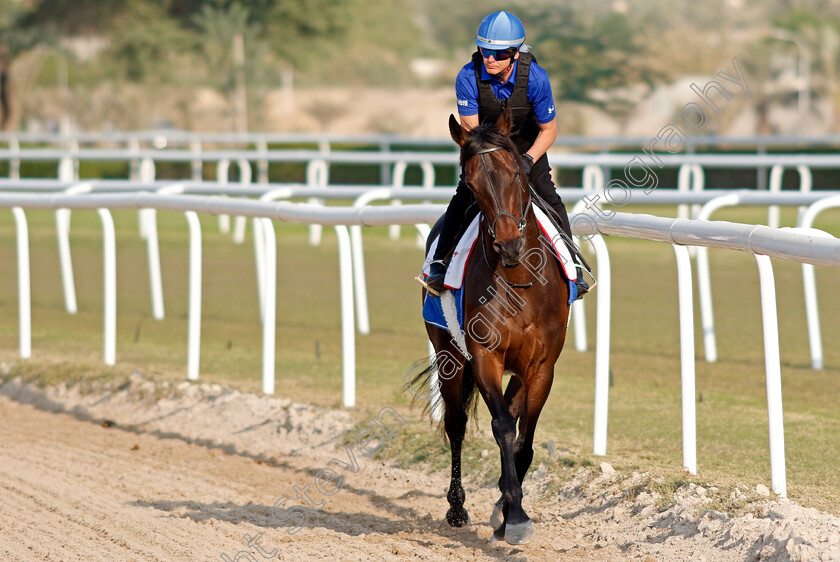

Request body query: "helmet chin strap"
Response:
[489, 60, 515, 81]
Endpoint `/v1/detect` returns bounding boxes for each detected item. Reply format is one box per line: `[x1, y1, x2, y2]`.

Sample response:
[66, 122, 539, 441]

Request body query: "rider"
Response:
[425, 10, 589, 299]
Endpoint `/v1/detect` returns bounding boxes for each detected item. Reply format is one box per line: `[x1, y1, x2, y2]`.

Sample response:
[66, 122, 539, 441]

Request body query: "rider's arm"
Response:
[459, 114, 479, 131]
[525, 117, 557, 161]
[526, 62, 557, 162]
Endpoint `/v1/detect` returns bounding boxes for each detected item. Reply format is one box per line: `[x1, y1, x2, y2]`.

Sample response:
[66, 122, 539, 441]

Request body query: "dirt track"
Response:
[1, 375, 838, 561]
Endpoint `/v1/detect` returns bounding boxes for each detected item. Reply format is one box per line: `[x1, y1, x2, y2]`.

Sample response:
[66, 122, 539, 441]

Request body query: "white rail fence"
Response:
[3, 180, 840, 373]
[3, 191, 840, 498]
[3, 130, 840, 154]
[3, 147, 840, 203]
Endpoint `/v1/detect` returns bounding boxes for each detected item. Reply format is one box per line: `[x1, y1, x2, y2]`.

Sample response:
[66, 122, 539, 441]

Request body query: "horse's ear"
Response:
[495, 105, 512, 135]
[449, 114, 468, 146]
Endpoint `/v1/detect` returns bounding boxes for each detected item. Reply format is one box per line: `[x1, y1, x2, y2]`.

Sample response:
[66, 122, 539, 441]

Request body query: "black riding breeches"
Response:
[432, 154, 573, 261]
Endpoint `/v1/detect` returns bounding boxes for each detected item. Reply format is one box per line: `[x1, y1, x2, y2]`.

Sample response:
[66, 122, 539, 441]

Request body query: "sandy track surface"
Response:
[1, 374, 839, 561]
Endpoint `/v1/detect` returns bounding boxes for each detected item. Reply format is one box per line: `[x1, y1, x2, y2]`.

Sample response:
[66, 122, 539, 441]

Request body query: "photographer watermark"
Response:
[571, 56, 751, 239]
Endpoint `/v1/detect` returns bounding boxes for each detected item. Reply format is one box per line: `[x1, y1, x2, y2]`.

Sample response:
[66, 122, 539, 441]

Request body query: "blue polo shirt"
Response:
[455, 58, 556, 124]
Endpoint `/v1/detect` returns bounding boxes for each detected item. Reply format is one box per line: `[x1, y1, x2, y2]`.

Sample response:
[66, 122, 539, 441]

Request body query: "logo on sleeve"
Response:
[548, 106, 555, 114]
[457, 99, 469, 107]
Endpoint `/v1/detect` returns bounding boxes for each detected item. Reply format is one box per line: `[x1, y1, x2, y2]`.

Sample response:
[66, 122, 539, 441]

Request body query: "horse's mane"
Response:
[460, 124, 520, 168]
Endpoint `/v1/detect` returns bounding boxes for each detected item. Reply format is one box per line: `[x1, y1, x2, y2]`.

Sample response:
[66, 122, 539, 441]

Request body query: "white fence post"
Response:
[254, 188, 294, 324]
[767, 165, 811, 228]
[145, 206, 165, 321]
[12, 207, 31, 359]
[768, 165, 783, 228]
[306, 159, 328, 246]
[185, 211, 202, 380]
[256, 139, 269, 184]
[145, 183, 187, 321]
[216, 160, 231, 233]
[694, 193, 740, 363]
[128, 137, 140, 181]
[98, 208, 117, 366]
[677, 164, 692, 220]
[389, 161, 407, 241]
[190, 138, 203, 181]
[590, 234, 611, 456]
[335, 225, 355, 408]
[259, 217, 276, 395]
[690, 164, 704, 219]
[418, 161, 435, 248]
[138, 158, 156, 240]
[55, 183, 93, 315]
[673, 244, 697, 474]
[569, 198, 592, 353]
[797, 196, 840, 370]
[754, 254, 787, 497]
[350, 188, 392, 335]
[232, 159, 252, 244]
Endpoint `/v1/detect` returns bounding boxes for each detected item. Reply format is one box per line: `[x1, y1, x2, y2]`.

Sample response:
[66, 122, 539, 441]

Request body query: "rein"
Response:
[479, 231, 536, 290]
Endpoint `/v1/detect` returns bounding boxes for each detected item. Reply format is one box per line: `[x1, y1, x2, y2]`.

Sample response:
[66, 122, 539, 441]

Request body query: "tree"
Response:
[191, 0, 265, 131]
[517, 4, 663, 132]
[0, 0, 53, 130]
[774, 9, 840, 131]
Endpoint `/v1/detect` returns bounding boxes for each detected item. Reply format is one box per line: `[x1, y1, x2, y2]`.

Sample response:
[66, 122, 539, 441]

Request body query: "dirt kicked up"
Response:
[1, 372, 839, 562]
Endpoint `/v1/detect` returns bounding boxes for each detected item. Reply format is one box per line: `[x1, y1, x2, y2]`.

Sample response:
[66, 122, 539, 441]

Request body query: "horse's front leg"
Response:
[490, 375, 528, 532]
[472, 354, 533, 545]
[514, 366, 554, 484]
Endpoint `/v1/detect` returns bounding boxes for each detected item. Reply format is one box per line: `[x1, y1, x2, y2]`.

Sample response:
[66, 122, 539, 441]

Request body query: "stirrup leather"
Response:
[416, 259, 447, 297]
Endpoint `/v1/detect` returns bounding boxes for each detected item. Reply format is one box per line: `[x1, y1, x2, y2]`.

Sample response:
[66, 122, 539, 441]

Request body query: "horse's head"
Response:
[449, 110, 530, 267]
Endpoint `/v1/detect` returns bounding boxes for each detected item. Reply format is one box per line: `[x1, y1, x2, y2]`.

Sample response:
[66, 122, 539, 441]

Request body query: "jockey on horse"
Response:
[424, 10, 591, 299]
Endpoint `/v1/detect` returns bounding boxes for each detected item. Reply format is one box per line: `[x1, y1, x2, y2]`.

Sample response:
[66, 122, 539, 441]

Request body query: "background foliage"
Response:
[1, 0, 839, 131]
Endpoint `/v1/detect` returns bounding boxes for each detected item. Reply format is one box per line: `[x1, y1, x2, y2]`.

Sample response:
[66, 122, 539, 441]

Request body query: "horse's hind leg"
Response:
[443, 363, 474, 527]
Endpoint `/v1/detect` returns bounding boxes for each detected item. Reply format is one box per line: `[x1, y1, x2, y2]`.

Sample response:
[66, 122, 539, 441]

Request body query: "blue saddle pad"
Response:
[421, 247, 576, 333]
[422, 285, 466, 331]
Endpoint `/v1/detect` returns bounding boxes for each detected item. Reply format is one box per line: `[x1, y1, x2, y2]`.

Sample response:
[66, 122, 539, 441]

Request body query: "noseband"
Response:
[470, 146, 528, 239]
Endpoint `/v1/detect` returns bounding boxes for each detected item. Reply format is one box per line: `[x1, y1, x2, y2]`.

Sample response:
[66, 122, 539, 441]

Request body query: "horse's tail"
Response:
[407, 355, 479, 438]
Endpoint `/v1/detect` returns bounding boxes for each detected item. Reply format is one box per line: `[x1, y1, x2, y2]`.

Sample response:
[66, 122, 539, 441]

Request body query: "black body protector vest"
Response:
[472, 50, 542, 155]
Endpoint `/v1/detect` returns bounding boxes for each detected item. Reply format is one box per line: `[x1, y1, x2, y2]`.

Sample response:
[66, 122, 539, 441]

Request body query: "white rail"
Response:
[3, 130, 840, 151]
[4, 147, 840, 169]
[5, 180, 840, 363]
[3, 193, 840, 497]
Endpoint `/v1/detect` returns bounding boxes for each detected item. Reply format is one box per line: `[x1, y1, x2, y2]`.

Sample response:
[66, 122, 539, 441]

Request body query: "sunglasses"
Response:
[479, 47, 515, 61]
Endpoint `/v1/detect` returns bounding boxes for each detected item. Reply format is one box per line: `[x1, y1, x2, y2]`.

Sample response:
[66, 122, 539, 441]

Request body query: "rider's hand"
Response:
[521, 153, 534, 176]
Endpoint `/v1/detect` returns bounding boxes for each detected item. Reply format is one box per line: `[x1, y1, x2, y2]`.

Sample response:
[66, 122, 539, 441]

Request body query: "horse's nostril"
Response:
[493, 241, 503, 254]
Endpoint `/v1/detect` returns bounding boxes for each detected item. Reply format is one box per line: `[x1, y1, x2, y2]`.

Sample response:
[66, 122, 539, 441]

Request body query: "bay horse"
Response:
[417, 110, 571, 545]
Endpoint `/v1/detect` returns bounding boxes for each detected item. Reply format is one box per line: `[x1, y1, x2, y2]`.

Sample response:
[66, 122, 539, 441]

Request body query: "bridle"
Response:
[468, 144, 537, 289]
[468, 146, 528, 240]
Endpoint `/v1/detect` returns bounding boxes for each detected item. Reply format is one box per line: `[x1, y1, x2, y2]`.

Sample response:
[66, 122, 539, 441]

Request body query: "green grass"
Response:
[2, 204, 840, 514]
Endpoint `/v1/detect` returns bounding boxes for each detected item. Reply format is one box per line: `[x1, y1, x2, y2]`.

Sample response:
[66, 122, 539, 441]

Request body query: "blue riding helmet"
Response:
[475, 11, 525, 51]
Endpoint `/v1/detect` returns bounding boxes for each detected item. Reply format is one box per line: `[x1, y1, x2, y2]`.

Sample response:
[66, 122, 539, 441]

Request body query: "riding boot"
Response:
[545, 197, 590, 300]
[426, 177, 474, 293]
[528, 154, 590, 300]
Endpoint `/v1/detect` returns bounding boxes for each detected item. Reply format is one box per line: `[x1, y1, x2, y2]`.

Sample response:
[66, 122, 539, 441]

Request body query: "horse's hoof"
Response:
[446, 506, 470, 527]
[490, 497, 505, 531]
[504, 520, 536, 545]
[488, 528, 505, 544]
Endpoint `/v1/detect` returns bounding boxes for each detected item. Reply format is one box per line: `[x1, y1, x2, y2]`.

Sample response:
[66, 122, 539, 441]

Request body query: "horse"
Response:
[416, 110, 571, 545]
